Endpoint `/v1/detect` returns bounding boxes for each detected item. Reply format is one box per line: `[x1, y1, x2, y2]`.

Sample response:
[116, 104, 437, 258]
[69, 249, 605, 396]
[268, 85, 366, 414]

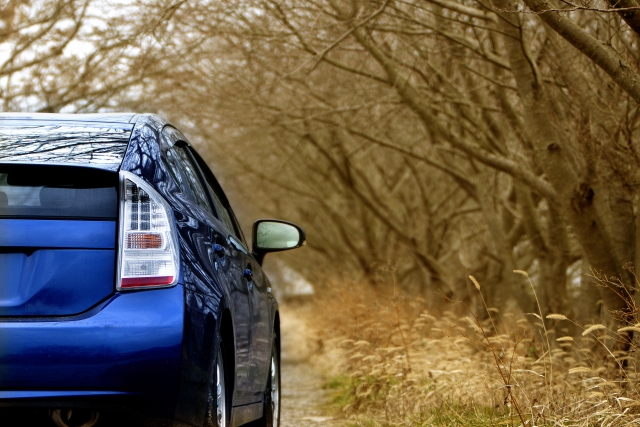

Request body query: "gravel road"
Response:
[279, 304, 339, 427]
[280, 358, 337, 427]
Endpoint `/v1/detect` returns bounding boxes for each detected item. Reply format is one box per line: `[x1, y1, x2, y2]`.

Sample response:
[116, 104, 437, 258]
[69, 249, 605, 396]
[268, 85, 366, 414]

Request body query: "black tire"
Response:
[205, 342, 230, 427]
[247, 336, 280, 427]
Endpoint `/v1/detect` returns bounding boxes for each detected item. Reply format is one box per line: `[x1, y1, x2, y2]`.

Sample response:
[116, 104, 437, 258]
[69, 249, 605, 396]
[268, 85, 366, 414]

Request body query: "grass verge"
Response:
[306, 276, 640, 426]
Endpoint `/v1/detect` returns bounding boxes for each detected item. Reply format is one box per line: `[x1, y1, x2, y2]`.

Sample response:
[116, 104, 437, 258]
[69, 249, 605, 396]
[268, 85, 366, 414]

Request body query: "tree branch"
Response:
[521, 0, 640, 102]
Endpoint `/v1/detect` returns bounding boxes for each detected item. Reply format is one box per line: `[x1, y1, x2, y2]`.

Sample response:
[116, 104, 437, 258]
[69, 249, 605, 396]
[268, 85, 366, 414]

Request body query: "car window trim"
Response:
[165, 141, 214, 215]
[187, 147, 247, 245]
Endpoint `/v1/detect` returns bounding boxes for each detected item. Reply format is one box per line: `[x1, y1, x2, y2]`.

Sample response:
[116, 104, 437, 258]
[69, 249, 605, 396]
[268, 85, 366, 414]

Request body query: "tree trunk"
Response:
[493, 0, 629, 315]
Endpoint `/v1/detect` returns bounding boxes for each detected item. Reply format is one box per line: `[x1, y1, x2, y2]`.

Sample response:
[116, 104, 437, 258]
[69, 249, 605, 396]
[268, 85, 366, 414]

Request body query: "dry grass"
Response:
[307, 276, 640, 426]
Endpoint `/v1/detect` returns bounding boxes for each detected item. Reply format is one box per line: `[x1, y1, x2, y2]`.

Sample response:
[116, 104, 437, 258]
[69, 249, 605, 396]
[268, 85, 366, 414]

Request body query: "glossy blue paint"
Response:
[0, 113, 302, 426]
[0, 391, 129, 399]
[0, 249, 115, 316]
[0, 219, 116, 316]
[0, 285, 184, 417]
[0, 219, 115, 248]
[247, 258, 275, 396]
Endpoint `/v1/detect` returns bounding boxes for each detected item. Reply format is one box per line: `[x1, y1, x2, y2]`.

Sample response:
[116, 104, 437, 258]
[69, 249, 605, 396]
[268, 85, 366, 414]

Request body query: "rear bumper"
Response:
[0, 285, 185, 418]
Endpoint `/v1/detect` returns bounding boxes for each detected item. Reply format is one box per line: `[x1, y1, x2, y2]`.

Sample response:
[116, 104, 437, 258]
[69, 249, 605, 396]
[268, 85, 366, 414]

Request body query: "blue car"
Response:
[0, 113, 305, 427]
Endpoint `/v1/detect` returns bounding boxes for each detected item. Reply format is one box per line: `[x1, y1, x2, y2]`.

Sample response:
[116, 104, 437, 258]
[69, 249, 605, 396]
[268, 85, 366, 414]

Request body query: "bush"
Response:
[308, 276, 640, 426]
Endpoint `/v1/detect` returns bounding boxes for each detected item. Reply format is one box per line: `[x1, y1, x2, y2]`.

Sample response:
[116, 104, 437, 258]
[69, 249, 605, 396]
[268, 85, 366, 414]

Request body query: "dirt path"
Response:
[280, 355, 338, 426]
[279, 304, 340, 427]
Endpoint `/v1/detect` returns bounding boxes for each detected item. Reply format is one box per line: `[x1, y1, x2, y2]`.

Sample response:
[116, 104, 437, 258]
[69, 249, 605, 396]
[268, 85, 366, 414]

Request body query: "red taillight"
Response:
[120, 276, 174, 288]
[117, 172, 179, 291]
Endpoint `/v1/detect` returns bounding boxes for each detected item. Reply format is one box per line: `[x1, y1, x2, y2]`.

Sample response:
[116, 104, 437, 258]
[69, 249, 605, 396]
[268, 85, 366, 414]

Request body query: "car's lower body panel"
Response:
[0, 285, 185, 419]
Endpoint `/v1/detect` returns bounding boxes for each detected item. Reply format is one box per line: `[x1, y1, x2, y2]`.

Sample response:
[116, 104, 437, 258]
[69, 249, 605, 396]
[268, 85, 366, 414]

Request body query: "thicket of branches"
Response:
[4, 0, 640, 325]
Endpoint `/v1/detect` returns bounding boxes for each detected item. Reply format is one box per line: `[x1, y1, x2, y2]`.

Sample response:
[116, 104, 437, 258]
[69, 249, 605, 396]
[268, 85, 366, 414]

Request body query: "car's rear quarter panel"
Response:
[0, 285, 185, 417]
[0, 114, 258, 425]
[0, 115, 188, 419]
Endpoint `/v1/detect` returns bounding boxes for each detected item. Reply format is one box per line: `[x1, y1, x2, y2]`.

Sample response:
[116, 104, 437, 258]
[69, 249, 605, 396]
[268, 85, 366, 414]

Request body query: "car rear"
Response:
[0, 116, 185, 420]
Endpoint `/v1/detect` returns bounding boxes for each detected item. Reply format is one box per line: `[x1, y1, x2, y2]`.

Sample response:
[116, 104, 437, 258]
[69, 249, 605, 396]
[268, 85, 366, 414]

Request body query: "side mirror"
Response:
[252, 219, 306, 264]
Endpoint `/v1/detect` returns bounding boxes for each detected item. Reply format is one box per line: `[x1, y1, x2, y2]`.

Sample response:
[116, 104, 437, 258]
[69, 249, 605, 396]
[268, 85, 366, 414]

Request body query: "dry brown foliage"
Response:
[307, 275, 640, 426]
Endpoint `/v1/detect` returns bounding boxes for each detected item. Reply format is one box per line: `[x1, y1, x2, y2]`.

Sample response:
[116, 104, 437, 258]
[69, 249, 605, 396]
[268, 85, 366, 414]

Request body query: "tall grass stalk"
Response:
[308, 273, 640, 427]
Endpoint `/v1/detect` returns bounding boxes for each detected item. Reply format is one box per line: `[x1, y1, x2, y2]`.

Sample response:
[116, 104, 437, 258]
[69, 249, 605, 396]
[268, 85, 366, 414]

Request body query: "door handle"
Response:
[229, 238, 241, 251]
[243, 268, 253, 291]
[213, 243, 226, 257]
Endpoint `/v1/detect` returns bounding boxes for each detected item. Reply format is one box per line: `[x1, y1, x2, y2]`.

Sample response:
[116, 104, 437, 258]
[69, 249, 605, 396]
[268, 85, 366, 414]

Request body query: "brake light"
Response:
[117, 171, 179, 290]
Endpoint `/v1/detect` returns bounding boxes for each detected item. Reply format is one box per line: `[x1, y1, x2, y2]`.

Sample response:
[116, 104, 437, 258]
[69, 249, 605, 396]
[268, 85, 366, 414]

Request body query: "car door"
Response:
[186, 147, 258, 404]
[208, 189, 273, 398]
[161, 131, 253, 406]
[224, 212, 273, 398]
[208, 212, 254, 404]
[244, 253, 275, 394]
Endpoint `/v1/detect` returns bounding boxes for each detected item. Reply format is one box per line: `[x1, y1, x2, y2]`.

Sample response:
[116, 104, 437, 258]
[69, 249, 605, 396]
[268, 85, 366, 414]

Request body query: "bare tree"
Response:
[6, 0, 640, 325]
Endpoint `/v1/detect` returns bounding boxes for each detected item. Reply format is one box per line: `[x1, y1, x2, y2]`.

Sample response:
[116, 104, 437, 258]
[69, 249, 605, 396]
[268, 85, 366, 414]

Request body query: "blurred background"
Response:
[3, 0, 640, 325]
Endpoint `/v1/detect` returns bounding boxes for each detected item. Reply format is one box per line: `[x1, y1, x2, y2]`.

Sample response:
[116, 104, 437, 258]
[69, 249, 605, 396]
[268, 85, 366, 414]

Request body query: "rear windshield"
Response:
[0, 165, 117, 219]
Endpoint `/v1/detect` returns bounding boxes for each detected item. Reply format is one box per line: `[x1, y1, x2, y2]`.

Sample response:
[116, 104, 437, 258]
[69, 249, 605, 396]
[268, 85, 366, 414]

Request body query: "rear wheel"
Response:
[205, 343, 229, 427]
[267, 343, 280, 427]
[216, 346, 228, 427]
[247, 337, 280, 427]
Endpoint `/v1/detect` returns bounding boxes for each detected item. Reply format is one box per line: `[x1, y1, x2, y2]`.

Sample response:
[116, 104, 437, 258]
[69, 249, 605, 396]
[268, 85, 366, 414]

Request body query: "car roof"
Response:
[0, 112, 139, 125]
[0, 113, 146, 170]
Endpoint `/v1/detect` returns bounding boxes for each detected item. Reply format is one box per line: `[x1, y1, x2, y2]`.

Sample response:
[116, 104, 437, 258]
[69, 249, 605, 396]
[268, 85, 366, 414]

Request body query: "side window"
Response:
[165, 149, 191, 199]
[165, 144, 212, 213]
[188, 147, 245, 242]
[207, 183, 236, 234]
